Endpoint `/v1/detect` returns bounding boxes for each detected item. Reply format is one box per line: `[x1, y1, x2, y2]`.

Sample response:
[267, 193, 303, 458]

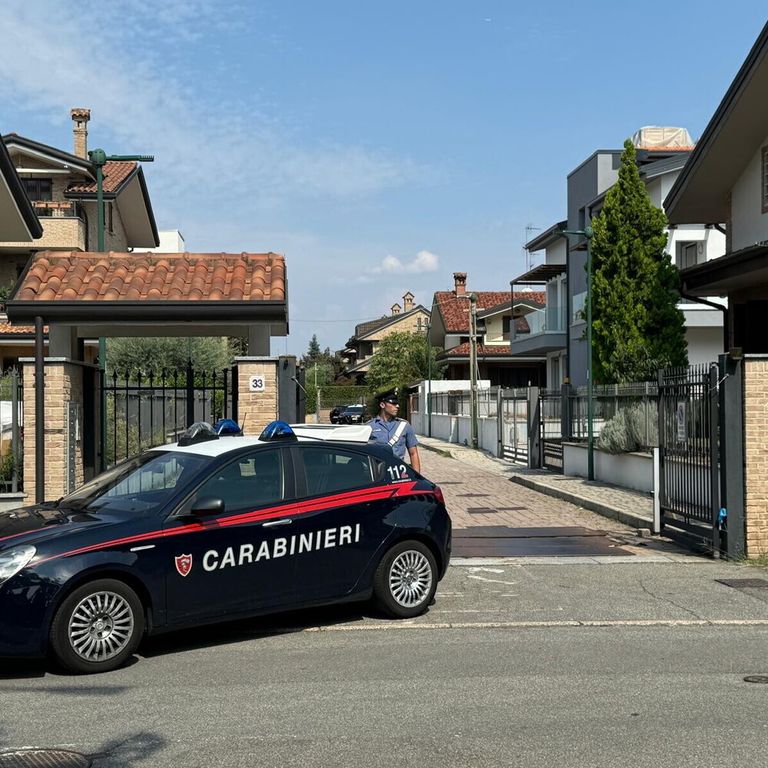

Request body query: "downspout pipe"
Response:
[680, 293, 729, 352]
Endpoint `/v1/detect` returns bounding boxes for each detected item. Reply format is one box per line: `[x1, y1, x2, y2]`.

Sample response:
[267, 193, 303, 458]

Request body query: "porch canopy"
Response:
[6, 250, 288, 341]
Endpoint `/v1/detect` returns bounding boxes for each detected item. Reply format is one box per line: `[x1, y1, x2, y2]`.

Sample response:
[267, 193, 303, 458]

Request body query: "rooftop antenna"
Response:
[524, 224, 542, 272]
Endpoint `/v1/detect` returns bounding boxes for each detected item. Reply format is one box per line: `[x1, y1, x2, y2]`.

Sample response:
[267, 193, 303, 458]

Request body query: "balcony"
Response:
[510, 305, 568, 356]
[0, 201, 87, 252]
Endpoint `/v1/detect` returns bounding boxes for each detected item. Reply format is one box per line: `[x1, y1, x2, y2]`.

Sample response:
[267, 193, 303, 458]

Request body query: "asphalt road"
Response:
[3, 560, 768, 767]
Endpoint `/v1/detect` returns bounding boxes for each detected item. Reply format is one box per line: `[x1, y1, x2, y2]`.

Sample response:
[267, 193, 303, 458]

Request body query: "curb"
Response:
[419, 442, 456, 459]
[509, 474, 653, 531]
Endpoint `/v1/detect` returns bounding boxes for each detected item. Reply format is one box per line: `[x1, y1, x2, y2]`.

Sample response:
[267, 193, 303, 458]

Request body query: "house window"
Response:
[108, 202, 114, 234]
[21, 178, 52, 201]
[677, 241, 699, 270]
[502, 316, 511, 341]
[762, 146, 768, 214]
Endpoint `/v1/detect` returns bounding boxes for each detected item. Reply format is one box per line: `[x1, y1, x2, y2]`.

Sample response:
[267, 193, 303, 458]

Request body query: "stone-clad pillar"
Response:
[22, 358, 91, 502]
[234, 357, 279, 437]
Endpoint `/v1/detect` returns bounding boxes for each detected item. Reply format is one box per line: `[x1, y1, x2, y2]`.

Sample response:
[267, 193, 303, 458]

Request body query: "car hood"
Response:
[0, 504, 145, 551]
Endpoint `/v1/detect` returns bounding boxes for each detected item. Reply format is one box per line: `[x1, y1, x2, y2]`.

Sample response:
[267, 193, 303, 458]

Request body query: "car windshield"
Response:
[345, 406, 364, 413]
[58, 451, 211, 514]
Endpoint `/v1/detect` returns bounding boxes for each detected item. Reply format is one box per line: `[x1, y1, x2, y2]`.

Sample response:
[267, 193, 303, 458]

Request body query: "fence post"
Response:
[652, 446, 661, 534]
[496, 387, 503, 458]
[186, 360, 194, 427]
[718, 353, 745, 558]
[560, 382, 572, 441]
[11, 368, 19, 493]
[527, 386, 541, 469]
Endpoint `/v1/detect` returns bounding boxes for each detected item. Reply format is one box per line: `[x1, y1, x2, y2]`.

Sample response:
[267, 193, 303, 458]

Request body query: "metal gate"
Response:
[102, 363, 237, 467]
[500, 388, 528, 463]
[657, 363, 720, 552]
[539, 388, 563, 472]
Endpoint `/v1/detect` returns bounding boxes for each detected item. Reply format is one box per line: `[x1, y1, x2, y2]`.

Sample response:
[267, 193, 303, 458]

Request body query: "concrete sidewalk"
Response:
[417, 435, 654, 531]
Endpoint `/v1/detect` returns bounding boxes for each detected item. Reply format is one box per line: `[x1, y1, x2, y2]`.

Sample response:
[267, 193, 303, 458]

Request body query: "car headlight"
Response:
[0, 545, 36, 586]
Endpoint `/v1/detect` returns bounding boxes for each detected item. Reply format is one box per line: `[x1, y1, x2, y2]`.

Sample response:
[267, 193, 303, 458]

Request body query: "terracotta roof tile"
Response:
[66, 161, 137, 194]
[15, 251, 287, 303]
[434, 290, 546, 333]
[0, 322, 36, 335]
[442, 343, 525, 357]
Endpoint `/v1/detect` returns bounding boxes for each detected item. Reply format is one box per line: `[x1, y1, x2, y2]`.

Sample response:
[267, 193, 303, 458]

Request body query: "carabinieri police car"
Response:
[0, 421, 451, 674]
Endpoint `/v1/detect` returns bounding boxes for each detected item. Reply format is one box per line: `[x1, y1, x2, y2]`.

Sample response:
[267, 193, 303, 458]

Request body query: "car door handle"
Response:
[262, 518, 292, 528]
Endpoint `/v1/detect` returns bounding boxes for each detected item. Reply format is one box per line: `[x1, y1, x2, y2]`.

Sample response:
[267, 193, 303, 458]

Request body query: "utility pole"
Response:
[469, 293, 478, 449]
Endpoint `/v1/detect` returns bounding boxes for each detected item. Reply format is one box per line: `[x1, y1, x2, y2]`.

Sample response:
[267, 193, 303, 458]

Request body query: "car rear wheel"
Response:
[373, 540, 437, 618]
[50, 579, 145, 674]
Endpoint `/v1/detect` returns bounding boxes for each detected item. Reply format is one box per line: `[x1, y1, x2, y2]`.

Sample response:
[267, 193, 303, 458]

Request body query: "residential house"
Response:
[512, 129, 726, 387]
[0, 108, 159, 370]
[663, 20, 768, 556]
[340, 292, 430, 384]
[428, 272, 546, 388]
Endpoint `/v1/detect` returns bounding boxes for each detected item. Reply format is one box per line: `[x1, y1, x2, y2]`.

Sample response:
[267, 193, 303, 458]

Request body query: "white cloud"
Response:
[370, 249, 440, 275]
[0, 0, 422, 214]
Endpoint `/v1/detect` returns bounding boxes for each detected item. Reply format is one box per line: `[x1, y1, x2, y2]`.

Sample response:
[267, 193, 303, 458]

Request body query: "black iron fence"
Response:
[103, 364, 237, 467]
[657, 363, 719, 551]
[0, 369, 23, 492]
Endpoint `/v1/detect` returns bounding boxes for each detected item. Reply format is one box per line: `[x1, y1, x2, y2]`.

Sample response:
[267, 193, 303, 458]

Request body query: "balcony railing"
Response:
[519, 305, 567, 336]
[31, 201, 84, 218]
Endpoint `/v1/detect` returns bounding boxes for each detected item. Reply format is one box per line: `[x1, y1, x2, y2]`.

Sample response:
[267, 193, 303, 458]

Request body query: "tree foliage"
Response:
[589, 139, 688, 383]
[366, 331, 446, 396]
[106, 337, 236, 375]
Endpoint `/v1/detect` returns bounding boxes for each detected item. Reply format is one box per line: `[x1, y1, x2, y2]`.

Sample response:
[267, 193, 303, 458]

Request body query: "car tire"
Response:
[373, 540, 437, 618]
[49, 578, 145, 674]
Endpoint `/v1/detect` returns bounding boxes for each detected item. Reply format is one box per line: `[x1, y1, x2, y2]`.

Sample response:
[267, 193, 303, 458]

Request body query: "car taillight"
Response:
[433, 484, 445, 505]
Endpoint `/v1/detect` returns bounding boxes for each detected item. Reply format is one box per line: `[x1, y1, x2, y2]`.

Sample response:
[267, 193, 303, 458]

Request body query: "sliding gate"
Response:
[657, 364, 720, 553]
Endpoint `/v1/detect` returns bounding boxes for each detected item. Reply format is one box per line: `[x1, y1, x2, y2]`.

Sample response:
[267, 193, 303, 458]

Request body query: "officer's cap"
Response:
[378, 389, 399, 404]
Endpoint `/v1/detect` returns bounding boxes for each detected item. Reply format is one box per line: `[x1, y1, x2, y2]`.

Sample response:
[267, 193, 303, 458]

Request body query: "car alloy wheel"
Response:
[373, 540, 438, 618]
[68, 590, 135, 662]
[50, 578, 145, 674]
[389, 550, 433, 608]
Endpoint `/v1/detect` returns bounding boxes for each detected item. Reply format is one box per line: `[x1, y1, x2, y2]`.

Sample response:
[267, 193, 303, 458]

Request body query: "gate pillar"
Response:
[234, 356, 279, 436]
[527, 386, 541, 469]
[22, 358, 97, 502]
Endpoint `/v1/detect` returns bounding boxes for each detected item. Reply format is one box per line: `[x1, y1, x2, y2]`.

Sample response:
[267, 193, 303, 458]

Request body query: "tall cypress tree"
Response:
[589, 139, 688, 383]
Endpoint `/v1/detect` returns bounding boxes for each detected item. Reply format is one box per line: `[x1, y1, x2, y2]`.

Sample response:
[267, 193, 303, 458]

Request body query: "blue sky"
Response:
[2, 2, 766, 355]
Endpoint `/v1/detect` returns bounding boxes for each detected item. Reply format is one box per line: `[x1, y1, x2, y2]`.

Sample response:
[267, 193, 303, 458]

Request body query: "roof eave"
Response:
[665, 21, 768, 224]
[6, 300, 288, 324]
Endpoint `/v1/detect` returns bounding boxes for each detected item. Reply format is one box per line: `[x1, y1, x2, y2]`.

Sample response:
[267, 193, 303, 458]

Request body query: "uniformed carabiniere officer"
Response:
[367, 389, 421, 473]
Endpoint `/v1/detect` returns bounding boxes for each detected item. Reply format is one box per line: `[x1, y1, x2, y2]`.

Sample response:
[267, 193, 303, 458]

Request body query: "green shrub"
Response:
[596, 402, 657, 454]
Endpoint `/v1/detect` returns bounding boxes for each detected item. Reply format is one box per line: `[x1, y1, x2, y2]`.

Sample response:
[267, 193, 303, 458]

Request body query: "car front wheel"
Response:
[373, 540, 437, 618]
[49, 578, 145, 674]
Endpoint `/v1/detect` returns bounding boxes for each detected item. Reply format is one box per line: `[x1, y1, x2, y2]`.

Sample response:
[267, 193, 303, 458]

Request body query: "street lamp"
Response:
[88, 149, 155, 469]
[457, 292, 479, 449]
[558, 226, 595, 480]
[426, 318, 432, 438]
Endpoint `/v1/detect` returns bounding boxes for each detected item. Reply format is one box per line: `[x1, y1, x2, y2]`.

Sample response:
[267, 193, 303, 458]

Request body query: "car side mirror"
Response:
[190, 496, 225, 516]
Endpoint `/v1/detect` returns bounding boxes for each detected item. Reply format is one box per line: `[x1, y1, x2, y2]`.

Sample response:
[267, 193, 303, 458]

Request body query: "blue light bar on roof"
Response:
[259, 420, 297, 442]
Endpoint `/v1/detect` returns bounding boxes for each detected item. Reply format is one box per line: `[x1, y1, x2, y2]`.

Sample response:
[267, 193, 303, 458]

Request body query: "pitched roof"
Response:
[352, 305, 428, 341]
[66, 161, 138, 195]
[440, 343, 527, 358]
[14, 251, 286, 302]
[2, 133, 93, 175]
[665, 21, 768, 223]
[0, 137, 43, 241]
[434, 290, 545, 333]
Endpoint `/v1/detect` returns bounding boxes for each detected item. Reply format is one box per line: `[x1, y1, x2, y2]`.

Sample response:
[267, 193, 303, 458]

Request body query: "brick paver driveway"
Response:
[419, 449, 637, 557]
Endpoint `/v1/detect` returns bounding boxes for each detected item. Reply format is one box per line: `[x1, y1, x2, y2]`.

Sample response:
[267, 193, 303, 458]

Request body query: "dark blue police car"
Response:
[0, 422, 451, 673]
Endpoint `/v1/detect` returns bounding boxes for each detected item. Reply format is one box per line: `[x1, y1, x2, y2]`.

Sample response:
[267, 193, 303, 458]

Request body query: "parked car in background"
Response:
[329, 405, 349, 424]
[339, 404, 366, 424]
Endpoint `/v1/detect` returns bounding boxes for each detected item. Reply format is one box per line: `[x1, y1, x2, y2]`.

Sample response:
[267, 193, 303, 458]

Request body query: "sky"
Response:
[1, 1, 766, 356]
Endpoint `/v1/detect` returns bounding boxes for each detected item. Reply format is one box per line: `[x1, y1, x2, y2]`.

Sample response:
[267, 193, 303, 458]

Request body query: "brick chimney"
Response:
[70, 108, 91, 159]
[391, 302, 401, 315]
[402, 291, 414, 311]
[453, 272, 467, 296]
